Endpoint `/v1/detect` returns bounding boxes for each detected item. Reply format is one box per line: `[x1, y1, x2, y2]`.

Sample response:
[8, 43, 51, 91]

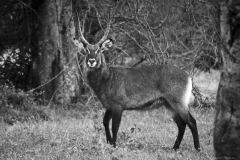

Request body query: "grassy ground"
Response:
[0, 70, 218, 160]
[0, 106, 215, 160]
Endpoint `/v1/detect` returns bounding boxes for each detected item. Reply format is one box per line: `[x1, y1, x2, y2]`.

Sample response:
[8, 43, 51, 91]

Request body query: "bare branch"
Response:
[96, 20, 111, 46]
[120, 28, 148, 55]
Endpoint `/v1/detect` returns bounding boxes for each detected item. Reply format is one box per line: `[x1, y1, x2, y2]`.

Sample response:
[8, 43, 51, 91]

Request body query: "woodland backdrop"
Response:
[0, 0, 240, 159]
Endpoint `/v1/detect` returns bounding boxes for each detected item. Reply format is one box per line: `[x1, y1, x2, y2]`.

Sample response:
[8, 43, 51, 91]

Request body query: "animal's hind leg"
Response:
[185, 112, 200, 151]
[103, 109, 112, 144]
[174, 107, 200, 150]
[165, 98, 200, 150]
[172, 114, 186, 150]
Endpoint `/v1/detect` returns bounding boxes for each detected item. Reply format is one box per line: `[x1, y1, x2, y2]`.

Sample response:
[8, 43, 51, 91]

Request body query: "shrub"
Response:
[0, 84, 49, 124]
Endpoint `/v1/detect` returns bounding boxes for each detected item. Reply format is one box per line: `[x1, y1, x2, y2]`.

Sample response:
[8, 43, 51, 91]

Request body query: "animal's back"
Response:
[101, 64, 190, 110]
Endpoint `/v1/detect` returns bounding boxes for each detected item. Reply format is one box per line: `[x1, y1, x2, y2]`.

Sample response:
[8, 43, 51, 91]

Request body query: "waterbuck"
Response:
[72, 22, 200, 151]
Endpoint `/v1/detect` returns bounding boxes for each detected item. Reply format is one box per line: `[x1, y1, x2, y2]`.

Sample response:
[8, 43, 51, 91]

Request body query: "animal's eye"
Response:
[95, 48, 103, 54]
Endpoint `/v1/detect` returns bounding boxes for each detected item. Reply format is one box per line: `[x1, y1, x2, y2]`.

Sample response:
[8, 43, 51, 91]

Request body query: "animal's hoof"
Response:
[106, 137, 112, 144]
[112, 142, 116, 148]
[172, 146, 179, 151]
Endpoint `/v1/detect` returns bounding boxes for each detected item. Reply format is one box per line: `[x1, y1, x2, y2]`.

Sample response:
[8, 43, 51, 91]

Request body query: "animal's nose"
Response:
[88, 59, 96, 64]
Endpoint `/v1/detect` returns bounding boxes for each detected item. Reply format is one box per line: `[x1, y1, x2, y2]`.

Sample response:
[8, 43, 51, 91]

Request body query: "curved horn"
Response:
[96, 21, 111, 46]
[79, 23, 91, 46]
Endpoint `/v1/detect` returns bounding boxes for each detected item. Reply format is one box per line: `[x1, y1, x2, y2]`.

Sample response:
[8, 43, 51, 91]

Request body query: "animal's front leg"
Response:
[111, 107, 123, 147]
[103, 109, 112, 144]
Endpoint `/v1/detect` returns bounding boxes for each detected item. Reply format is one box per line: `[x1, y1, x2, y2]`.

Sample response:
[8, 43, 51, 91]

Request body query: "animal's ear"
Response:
[101, 39, 113, 51]
[72, 37, 87, 55]
[72, 38, 84, 48]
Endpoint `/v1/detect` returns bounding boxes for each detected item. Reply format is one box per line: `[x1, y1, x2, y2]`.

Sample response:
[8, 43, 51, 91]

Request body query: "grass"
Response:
[0, 70, 218, 160]
[0, 106, 215, 160]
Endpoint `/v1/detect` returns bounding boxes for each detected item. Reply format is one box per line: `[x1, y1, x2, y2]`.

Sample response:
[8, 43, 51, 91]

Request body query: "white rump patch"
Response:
[182, 77, 193, 108]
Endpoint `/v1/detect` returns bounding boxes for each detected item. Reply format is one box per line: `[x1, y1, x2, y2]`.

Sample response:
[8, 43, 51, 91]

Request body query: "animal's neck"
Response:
[86, 63, 110, 94]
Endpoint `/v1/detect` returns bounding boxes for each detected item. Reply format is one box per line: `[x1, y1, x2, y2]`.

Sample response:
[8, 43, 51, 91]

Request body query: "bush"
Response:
[0, 84, 49, 124]
[192, 84, 215, 109]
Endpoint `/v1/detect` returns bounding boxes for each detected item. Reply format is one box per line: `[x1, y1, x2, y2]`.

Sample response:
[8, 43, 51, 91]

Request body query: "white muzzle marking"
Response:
[88, 58, 97, 68]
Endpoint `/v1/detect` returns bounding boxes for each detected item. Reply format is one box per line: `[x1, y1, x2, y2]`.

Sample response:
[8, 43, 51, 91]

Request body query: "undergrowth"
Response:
[0, 85, 49, 124]
[0, 82, 216, 159]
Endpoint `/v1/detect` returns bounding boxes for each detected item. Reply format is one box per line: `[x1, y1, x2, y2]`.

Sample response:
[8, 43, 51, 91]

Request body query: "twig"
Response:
[27, 55, 76, 93]
[143, 17, 165, 64]
[170, 49, 195, 58]
[85, 92, 94, 106]
[172, 31, 190, 50]
[47, 84, 62, 107]
[114, 45, 130, 56]
[120, 28, 148, 55]
[16, 0, 41, 21]
[109, 52, 125, 65]
[131, 55, 147, 67]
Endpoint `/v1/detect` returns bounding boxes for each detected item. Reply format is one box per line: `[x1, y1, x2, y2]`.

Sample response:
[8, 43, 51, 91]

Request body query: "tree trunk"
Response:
[214, 0, 240, 159]
[31, 0, 80, 103]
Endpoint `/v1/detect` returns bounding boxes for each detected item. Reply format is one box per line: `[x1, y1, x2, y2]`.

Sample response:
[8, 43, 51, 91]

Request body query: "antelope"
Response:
[72, 22, 200, 151]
